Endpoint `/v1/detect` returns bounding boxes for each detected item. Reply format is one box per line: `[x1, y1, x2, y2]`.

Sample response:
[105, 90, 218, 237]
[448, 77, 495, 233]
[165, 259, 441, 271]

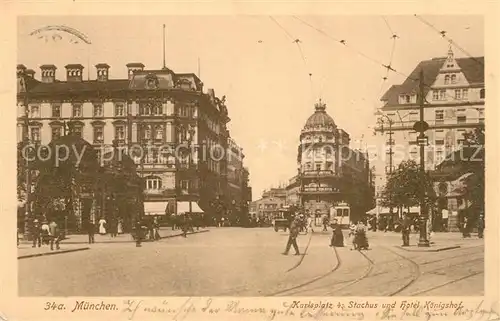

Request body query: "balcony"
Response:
[301, 170, 337, 178]
[375, 118, 485, 132]
[299, 186, 340, 194]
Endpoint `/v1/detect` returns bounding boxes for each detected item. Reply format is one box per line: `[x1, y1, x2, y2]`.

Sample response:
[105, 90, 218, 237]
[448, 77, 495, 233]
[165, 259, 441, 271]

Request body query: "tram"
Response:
[330, 202, 351, 228]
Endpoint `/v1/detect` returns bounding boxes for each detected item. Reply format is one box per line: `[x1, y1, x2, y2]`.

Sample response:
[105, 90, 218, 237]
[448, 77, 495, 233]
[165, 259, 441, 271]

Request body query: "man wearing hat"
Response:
[283, 216, 300, 256]
[31, 219, 41, 248]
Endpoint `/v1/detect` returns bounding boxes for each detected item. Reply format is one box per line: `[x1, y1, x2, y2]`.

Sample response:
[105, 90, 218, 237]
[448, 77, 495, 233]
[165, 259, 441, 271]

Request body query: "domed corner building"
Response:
[296, 99, 374, 227]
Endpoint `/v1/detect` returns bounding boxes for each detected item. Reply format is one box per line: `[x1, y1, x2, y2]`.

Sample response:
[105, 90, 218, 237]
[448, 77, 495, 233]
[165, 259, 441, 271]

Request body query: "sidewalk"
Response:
[366, 230, 484, 252]
[18, 244, 90, 259]
[19, 227, 210, 245]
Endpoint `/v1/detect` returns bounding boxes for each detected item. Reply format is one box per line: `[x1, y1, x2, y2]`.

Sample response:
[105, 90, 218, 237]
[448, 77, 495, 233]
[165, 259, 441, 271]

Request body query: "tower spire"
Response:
[162, 24, 166, 70]
[447, 41, 454, 62]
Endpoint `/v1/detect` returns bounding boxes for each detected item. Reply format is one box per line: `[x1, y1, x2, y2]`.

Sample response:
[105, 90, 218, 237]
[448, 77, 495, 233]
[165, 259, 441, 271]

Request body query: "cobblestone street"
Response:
[18, 228, 484, 296]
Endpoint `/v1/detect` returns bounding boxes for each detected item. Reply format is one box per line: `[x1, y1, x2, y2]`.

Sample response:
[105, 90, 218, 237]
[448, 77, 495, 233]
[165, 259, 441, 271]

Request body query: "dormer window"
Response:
[451, 74, 457, 84]
[444, 75, 450, 85]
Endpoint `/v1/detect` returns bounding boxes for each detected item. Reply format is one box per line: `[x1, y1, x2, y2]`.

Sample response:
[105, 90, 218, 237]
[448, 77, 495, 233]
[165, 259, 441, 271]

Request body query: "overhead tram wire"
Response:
[269, 16, 315, 100]
[292, 16, 474, 104]
[414, 15, 484, 67]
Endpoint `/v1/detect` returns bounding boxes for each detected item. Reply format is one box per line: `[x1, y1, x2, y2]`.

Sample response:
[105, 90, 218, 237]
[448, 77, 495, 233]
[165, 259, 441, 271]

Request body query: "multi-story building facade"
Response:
[225, 137, 246, 221]
[374, 47, 485, 214]
[251, 188, 287, 219]
[294, 100, 373, 225]
[16, 62, 246, 228]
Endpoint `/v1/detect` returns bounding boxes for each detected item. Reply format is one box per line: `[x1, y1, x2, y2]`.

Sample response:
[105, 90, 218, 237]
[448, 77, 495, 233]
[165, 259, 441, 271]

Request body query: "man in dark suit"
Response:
[283, 217, 300, 256]
[401, 213, 411, 247]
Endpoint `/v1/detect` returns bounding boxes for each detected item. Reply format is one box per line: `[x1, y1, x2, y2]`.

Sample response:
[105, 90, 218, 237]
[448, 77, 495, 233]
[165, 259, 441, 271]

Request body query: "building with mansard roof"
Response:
[17, 62, 251, 230]
[374, 46, 484, 220]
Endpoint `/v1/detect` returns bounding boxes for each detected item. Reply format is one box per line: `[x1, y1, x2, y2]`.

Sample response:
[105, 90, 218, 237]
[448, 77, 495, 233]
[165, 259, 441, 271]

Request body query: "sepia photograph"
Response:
[15, 15, 485, 298]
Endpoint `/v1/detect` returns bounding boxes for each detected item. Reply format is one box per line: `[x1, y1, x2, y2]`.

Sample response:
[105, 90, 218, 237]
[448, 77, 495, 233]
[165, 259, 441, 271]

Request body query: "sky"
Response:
[17, 15, 484, 199]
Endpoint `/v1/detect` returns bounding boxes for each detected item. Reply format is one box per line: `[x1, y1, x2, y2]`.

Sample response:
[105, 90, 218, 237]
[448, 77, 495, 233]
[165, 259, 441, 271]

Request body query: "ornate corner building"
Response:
[291, 100, 374, 225]
[16, 62, 251, 230]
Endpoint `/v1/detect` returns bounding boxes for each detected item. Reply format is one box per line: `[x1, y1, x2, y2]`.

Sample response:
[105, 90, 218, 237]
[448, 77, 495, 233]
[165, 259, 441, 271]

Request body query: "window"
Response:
[432, 91, 439, 100]
[93, 126, 104, 143]
[115, 103, 125, 117]
[154, 125, 163, 140]
[462, 89, 468, 100]
[436, 150, 444, 163]
[457, 116, 466, 124]
[454, 89, 462, 100]
[52, 104, 61, 118]
[404, 95, 410, 103]
[451, 74, 457, 84]
[439, 90, 446, 100]
[316, 164, 321, 171]
[30, 105, 40, 118]
[93, 103, 103, 117]
[30, 127, 40, 142]
[457, 138, 465, 145]
[180, 180, 189, 190]
[115, 125, 125, 141]
[146, 176, 162, 190]
[435, 139, 444, 145]
[51, 126, 62, 140]
[480, 89, 485, 99]
[444, 75, 450, 85]
[72, 104, 82, 118]
[478, 109, 484, 122]
[435, 110, 444, 124]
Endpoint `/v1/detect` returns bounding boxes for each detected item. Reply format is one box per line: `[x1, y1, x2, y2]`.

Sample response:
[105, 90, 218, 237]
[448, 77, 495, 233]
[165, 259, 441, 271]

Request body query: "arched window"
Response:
[480, 88, 485, 99]
[451, 74, 457, 84]
[154, 125, 163, 140]
[444, 75, 450, 85]
[145, 176, 162, 190]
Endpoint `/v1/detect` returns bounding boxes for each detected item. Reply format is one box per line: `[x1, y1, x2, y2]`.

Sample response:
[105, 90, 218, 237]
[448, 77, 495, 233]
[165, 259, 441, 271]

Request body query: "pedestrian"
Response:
[330, 219, 344, 247]
[353, 221, 369, 250]
[462, 215, 471, 238]
[477, 213, 484, 239]
[98, 217, 107, 235]
[87, 219, 95, 244]
[41, 220, 50, 245]
[153, 217, 161, 241]
[401, 213, 411, 247]
[48, 219, 61, 251]
[31, 219, 41, 248]
[134, 219, 142, 247]
[306, 214, 314, 234]
[117, 218, 123, 234]
[283, 217, 300, 256]
[322, 215, 329, 232]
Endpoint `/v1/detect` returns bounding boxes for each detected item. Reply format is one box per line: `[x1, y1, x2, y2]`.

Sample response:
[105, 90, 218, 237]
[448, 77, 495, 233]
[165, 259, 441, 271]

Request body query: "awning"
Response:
[176, 201, 204, 215]
[144, 201, 168, 216]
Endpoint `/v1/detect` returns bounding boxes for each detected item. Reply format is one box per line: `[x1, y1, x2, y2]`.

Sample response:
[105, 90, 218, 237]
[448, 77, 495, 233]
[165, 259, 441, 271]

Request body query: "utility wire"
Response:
[269, 15, 314, 100]
[414, 15, 484, 67]
[293, 17, 478, 103]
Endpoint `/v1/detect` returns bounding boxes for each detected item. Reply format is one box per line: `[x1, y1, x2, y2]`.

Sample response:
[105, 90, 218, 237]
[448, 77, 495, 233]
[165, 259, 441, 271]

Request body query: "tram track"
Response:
[408, 271, 484, 296]
[382, 246, 422, 296]
[268, 246, 341, 296]
[286, 231, 313, 273]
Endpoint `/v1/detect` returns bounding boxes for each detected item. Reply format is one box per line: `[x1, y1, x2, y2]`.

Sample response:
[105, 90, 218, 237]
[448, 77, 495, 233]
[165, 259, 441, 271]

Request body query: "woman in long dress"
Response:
[98, 218, 107, 235]
[117, 218, 123, 234]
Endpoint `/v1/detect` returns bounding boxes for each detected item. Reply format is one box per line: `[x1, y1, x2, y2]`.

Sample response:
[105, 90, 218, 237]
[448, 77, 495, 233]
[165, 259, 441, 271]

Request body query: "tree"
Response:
[463, 127, 485, 213]
[380, 160, 435, 210]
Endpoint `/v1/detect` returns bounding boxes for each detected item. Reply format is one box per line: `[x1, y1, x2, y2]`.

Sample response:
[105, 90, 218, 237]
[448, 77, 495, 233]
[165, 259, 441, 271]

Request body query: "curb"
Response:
[396, 245, 461, 252]
[160, 229, 210, 239]
[18, 247, 90, 260]
[19, 230, 210, 245]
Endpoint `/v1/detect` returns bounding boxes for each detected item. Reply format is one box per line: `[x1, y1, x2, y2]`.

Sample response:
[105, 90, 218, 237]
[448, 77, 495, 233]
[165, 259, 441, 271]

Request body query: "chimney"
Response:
[126, 63, 145, 80]
[17, 64, 27, 76]
[40, 64, 57, 83]
[25, 69, 35, 79]
[95, 63, 110, 82]
[65, 64, 84, 82]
